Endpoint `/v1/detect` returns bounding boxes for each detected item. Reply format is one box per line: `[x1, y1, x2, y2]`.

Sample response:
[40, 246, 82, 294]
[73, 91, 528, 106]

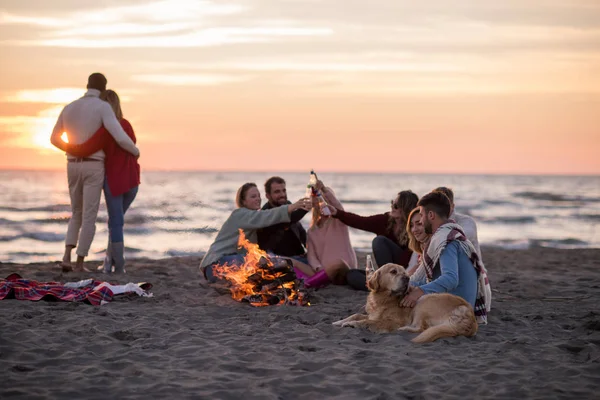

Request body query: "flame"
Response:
[211, 229, 309, 307]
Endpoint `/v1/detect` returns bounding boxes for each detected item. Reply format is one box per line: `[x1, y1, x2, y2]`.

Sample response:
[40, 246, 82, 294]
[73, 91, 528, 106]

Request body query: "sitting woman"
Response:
[327, 190, 419, 291]
[299, 180, 357, 288]
[201, 183, 312, 283]
[404, 207, 433, 276]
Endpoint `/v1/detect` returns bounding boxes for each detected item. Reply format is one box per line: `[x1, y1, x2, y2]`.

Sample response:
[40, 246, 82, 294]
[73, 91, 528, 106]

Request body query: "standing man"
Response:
[50, 73, 140, 272]
[402, 191, 491, 324]
[433, 186, 483, 262]
[257, 176, 309, 263]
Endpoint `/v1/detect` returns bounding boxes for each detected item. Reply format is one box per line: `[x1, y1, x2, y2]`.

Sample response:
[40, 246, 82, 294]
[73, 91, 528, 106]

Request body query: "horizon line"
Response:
[1, 167, 599, 178]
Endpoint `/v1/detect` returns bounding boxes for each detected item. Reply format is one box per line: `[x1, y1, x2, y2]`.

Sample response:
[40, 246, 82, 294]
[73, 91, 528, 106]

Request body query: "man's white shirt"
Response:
[51, 89, 139, 160]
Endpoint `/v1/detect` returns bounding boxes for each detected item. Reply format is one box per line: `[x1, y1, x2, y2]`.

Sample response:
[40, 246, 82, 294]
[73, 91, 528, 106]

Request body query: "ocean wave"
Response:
[485, 237, 589, 250]
[339, 199, 386, 205]
[530, 238, 589, 248]
[0, 232, 65, 242]
[486, 239, 531, 250]
[123, 227, 153, 235]
[480, 216, 536, 224]
[163, 249, 206, 257]
[514, 191, 599, 203]
[21, 232, 65, 242]
[572, 213, 600, 221]
[482, 199, 517, 206]
[92, 246, 143, 255]
[162, 227, 218, 234]
[33, 216, 71, 224]
[0, 204, 71, 212]
[95, 214, 188, 225]
[7, 251, 52, 257]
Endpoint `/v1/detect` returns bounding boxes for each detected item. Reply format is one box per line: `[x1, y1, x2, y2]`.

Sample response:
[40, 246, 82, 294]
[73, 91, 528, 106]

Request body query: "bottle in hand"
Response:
[365, 254, 376, 283]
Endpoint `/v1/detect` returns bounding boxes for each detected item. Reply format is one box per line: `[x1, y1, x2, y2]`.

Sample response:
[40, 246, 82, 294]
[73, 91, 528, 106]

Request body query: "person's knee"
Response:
[371, 235, 389, 251]
[327, 260, 350, 285]
[346, 269, 368, 291]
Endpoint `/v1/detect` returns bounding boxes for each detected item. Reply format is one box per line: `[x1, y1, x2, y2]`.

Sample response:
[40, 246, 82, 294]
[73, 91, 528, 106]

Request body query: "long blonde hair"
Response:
[406, 207, 423, 254]
[100, 89, 123, 120]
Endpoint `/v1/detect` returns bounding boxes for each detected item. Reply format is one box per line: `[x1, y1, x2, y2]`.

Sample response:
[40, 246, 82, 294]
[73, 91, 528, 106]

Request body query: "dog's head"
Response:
[367, 263, 410, 296]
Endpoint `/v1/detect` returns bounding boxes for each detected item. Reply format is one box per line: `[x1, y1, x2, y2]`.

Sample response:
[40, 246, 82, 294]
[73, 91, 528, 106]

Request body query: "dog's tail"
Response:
[411, 324, 456, 343]
[411, 305, 477, 344]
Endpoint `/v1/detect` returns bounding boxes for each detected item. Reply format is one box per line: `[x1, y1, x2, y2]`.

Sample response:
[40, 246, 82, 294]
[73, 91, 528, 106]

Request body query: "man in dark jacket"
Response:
[257, 176, 309, 263]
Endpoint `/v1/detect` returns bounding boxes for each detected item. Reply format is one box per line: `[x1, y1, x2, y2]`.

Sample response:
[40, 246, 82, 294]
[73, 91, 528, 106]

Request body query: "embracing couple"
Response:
[50, 73, 140, 274]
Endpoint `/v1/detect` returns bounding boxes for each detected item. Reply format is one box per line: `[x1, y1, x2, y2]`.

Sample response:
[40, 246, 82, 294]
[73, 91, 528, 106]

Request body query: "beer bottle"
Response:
[365, 254, 376, 282]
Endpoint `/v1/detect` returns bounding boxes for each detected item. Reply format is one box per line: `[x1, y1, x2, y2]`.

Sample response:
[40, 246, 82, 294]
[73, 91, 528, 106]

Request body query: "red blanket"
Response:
[0, 273, 151, 306]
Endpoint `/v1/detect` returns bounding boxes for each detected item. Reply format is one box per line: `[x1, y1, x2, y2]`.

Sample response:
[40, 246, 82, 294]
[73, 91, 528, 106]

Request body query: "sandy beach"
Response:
[1, 248, 599, 399]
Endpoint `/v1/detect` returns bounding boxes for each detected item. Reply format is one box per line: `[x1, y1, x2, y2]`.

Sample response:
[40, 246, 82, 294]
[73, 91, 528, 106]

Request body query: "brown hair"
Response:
[387, 190, 419, 246]
[100, 89, 123, 120]
[418, 191, 451, 219]
[264, 176, 285, 195]
[236, 182, 257, 208]
[87, 72, 107, 92]
[434, 186, 454, 204]
[406, 207, 423, 254]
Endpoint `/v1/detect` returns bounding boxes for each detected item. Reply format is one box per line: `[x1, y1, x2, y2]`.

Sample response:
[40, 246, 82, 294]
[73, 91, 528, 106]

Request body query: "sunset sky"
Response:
[0, 0, 598, 175]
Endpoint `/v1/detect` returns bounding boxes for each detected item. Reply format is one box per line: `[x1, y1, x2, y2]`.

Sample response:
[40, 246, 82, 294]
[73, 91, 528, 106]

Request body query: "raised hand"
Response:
[325, 204, 337, 216]
[290, 198, 312, 213]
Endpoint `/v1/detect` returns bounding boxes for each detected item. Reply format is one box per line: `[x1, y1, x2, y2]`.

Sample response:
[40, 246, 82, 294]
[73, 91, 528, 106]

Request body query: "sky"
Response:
[0, 0, 599, 175]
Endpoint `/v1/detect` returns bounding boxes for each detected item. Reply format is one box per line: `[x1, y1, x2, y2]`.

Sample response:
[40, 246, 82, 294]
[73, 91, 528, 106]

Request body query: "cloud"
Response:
[2, 88, 135, 104]
[0, 0, 332, 48]
[132, 73, 250, 86]
[3, 88, 84, 104]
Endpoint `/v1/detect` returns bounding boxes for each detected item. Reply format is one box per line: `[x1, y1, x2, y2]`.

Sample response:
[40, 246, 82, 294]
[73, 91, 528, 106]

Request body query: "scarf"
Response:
[419, 221, 492, 324]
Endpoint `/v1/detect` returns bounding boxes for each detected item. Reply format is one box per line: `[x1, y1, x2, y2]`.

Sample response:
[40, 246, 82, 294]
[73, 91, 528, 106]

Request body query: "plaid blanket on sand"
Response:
[0, 273, 152, 306]
[418, 222, 492, 324]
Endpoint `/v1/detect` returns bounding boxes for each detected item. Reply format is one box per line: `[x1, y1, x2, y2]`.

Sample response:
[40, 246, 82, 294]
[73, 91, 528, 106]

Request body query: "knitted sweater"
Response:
[199, 206, 291, 270]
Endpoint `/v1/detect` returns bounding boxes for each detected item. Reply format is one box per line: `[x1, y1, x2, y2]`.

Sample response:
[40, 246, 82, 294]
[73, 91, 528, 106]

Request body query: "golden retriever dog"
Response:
[333, 263, 478, 343]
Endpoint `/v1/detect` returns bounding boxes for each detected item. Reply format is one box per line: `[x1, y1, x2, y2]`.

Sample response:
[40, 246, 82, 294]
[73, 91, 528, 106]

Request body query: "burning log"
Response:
[211, 230, 310, 307]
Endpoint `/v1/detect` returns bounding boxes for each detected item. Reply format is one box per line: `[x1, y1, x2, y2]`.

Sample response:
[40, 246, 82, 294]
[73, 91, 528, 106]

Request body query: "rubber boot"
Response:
[100, 237, 113, 274]
[304, 269, 331, 288]
[112, 242, 126, 274]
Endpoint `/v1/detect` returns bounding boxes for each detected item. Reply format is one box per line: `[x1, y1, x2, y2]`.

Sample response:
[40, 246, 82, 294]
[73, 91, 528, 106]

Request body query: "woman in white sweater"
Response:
[200, 182, 311, 282]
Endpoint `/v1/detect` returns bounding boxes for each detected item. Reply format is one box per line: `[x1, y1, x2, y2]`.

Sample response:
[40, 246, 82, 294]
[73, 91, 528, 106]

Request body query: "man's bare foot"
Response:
[73, 262, 91, 273]
[60, 253, 73, 272]
[60, 261, 73, 273]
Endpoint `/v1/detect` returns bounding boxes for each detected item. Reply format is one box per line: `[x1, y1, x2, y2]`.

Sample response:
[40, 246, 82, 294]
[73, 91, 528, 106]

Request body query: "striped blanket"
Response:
[0, 273, 152, 306]
[422, 222, 492, 324]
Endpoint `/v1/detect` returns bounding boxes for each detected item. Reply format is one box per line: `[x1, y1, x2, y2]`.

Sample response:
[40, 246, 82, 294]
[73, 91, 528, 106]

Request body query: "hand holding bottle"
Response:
[325, 204, 338, 216]
[289, 198, 312, 213]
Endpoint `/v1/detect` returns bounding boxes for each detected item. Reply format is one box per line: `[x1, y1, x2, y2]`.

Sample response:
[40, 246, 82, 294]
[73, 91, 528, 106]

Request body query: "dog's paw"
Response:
[332, 320, 344, 326]
[341, 321, 359, 328]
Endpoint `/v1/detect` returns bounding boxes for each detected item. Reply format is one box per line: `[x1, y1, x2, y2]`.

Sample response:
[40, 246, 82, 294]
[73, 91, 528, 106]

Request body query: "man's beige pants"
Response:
[65, 160, 104, 257]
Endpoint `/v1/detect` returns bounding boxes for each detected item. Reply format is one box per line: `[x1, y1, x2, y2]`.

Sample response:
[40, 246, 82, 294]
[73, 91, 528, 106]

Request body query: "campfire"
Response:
[211, 230, 310, 307]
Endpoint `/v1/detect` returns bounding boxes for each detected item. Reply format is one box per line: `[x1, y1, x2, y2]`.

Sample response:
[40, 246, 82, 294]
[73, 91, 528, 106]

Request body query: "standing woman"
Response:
[52, 90, 140, 274]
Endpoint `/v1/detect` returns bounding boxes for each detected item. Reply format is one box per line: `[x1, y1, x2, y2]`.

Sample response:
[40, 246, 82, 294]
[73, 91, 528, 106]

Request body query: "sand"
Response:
[0, 248, 599, 399]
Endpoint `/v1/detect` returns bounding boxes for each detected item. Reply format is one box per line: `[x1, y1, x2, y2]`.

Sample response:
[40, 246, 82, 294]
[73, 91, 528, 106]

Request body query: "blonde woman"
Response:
[200, 183, 312, 282]
[52, 90, 140, 274]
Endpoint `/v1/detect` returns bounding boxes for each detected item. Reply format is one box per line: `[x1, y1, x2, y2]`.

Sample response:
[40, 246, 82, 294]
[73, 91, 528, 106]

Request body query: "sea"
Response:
[0, 170, 599, 264]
